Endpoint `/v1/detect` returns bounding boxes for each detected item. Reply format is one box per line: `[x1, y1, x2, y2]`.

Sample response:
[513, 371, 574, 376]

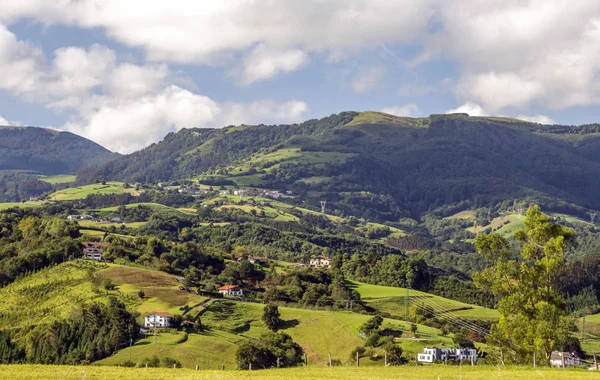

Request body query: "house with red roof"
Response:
[218, 285, 243, 297]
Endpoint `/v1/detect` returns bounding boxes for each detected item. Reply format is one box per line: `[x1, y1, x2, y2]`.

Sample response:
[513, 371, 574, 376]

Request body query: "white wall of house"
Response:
[144, 314, 172, 328]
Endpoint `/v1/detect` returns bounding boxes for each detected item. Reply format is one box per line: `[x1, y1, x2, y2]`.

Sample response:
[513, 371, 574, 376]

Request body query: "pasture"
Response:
[3, 364, 597, 380]
[49, 182, 140, 200]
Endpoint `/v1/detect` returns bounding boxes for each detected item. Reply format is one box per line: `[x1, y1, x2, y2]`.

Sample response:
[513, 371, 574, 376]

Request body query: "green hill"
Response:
[0, 126, 118, 175]
[76, 112, 600, 219]
[0, 261, 491, 369]
[0, 126, 118, 202]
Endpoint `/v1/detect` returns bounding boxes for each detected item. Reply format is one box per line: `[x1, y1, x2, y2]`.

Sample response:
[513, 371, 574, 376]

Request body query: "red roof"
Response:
[151, 312, 173, 317]
[218, 285, 240, 291]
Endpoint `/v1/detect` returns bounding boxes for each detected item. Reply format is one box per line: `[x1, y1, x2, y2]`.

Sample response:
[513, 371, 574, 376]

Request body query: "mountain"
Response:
[76, 112, 600, 219]
[0, 126, 118, 174]
[0, 126, 119, 202]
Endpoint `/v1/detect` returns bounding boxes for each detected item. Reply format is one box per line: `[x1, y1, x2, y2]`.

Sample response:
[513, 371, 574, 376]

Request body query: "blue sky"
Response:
[1, 1, 600, 153]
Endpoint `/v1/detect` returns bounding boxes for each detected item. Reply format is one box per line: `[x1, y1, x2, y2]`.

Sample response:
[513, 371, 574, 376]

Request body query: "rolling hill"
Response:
[0, 126, 119, 202]
[75, 112, 600, 219]
[0, 126, 118, 175]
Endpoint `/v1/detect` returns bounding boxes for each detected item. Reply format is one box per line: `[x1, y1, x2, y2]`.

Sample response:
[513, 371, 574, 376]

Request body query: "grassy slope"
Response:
[0, 201, 45, 210]
[49, 182, 140, 201]
[3, 365, 598, 380]
[0, 262, 205, 330]
[39, 174, 77, 184]
[349, 281, 500, 321]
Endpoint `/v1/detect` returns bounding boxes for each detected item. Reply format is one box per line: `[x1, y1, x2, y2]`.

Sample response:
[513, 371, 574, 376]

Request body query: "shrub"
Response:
[141, 356, 160, 367]
[161, 357, 182, 368]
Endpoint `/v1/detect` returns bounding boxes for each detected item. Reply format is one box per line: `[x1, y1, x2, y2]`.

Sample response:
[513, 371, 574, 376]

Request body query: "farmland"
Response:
[349, 281, 500, 321]
[48, 182, 140, 200]
[2, 365, 597, 380]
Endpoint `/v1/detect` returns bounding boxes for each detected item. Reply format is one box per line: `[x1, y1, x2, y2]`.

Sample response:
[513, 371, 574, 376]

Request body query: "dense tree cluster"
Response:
[0, 297, 138, 364]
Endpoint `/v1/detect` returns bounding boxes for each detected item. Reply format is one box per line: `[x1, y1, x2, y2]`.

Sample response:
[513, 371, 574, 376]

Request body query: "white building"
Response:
[218, 285, 244, 296]
[309, 256, 332, 268]
[417, 347, 478, 363]
[82, 242, 109, 261]
[550, 351, 580, 368]
[144, 313, 173, 328]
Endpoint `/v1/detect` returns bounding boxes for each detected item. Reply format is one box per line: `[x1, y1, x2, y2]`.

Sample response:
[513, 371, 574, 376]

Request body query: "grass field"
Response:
[78, 220, 147, 229]
[0, 201, 45, 210]
[39, 174, 77, 184]
[349, 281, 500, 321]
[3, 365, 598, 380]
[0, 262, 205, 329]
[99, 202, 196, 216]
[467, 213, 525, 237]
[49, 182, 140, 200]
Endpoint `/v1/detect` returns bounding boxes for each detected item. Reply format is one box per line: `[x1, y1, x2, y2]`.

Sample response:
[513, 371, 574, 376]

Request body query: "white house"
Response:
[218, 285, 244, 296]
[144, 312, 173, 328]
[110, 217, 122, 223]
[82, 242, 109, 261]
[309, 256, 332, 268]
[550, 351, 580, 368]
[417, 347, 478, 363]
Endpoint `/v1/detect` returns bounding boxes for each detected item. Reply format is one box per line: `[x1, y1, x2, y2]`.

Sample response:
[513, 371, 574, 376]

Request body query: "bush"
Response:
[364, 332, 382, 347]
[161, 357, 182, 368]
[350, 346, 366, 359]
[141, 356, 160, 367]
[121, 360, 136, 367]
[383, 343, 405, 365]
[262, 303, 281, 331]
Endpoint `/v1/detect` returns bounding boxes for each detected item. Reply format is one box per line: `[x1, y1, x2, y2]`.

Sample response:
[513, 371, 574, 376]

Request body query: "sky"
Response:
[1, 1, 600, 153]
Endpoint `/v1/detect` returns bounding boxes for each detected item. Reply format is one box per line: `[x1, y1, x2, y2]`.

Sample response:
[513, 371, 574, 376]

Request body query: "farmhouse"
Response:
[309, 256, 332, 268]
[417, 347, 478, 363]
[218, 285, 244, 297]
[237, 256, 267, 265]
[550, 351, 580, 368]
[144, 313, 173, 328]
[82, 242, 109, 261]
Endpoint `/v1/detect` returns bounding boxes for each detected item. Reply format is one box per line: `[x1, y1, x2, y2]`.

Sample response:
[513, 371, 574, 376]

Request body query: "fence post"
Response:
[533, 351, 536, 368]
[500, 351, 504, 366]
[356, 351, 359, 367]
[594, 352, 598, 370]
[384, 351, 387, 367]
[328, 353, 332, 367]
[249, 363, 252, 371]
[305, 353, 308, 366]
[195, 365, 199, 371]
[277, 357, 280, 368]
[562, 352, 565, 368]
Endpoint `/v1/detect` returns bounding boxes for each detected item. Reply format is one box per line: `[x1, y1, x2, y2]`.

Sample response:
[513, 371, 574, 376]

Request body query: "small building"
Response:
[218, 285, 244, 297]
[237, 256, 267, 265]
[67, 215, 80, 221]
[80, 214, 96, 220]
[144, 312, 173, 328]
[82, 241, 109, 261]
[29, 196, 40, 201]
[417, 347, 477, 363]
[550, 351, 580, 368]
[110, 217, 122, 223]
[309, 256, 332, 268]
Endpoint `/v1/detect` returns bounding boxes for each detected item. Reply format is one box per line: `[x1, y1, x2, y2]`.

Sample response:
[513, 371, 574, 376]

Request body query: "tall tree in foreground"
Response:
[474, 205, 575, 365]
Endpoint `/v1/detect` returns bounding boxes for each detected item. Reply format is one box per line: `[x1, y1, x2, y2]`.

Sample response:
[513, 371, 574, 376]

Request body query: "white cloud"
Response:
[446, 102, 486, 116]
[0, 115, 22, 126]
[516, 114, 556, 125]
[381, 104, 420, 117]
[235, 44, 310, 85]
[0, 26, 309, 153]
[431, 1, 600, 112]
[352, 66, 385, 93]
[0, 0, 434, 82]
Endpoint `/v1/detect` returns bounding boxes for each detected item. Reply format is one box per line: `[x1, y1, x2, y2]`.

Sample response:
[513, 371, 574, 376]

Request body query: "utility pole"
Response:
[129, 338, 133, 361]
[593, 352, 598, 370]
[320, 200, 326, 214]
[582, 312, 586, 343]
[589, 212, 597, 224]
[154, 323, 157, 344]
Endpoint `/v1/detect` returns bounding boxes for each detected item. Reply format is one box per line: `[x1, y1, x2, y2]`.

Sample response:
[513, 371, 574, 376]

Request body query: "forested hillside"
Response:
[0, 126, 118, 174]
[77, 112, 600, 218]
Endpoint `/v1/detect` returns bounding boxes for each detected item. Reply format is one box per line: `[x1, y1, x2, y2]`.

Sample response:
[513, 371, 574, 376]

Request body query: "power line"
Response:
[412, 296, 489, 336]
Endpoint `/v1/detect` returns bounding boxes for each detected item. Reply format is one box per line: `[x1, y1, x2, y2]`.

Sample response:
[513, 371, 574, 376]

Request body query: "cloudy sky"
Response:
[1, 1, 600, 153]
